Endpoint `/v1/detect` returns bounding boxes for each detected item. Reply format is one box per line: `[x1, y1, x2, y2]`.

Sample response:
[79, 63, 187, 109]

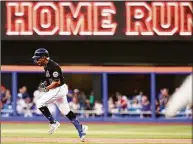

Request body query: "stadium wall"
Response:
[1, 65, 192, 123]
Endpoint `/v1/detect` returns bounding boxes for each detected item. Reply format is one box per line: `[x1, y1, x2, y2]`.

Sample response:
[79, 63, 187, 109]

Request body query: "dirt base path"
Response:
[2, 138, 192, 144]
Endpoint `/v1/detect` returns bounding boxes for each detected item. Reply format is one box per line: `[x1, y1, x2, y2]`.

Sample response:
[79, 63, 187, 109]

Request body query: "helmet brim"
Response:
[32, 56, 41, 63]
[32, 56, 41, 60]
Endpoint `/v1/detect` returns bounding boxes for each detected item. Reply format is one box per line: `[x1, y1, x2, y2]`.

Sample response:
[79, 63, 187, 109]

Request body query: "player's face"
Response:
[36, 58, 45, 66]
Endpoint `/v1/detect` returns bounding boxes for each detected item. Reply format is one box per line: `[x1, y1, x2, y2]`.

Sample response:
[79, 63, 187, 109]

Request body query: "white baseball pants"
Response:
[165, 74, 192, 117]
[36, 84, 70, 115]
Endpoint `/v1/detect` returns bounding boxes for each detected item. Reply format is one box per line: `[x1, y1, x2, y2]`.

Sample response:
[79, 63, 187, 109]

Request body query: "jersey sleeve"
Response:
[51, 68, 60, 81]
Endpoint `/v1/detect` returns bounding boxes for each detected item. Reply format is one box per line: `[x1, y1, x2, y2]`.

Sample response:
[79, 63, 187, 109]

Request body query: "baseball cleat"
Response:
[80, 125, 88, 142]
[48, 121, 60, 135]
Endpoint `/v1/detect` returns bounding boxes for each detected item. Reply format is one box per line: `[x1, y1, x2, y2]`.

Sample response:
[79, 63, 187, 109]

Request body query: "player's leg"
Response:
[55, 84, 88, 141]
[55, 97, 87, 137]
[165, 74, 192, 118]
[36, 90, 60, 134]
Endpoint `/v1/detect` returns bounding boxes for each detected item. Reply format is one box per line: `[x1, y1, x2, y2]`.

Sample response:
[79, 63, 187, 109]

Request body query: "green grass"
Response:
[1, 143, 185, 144]
[1, 123, 192, 144]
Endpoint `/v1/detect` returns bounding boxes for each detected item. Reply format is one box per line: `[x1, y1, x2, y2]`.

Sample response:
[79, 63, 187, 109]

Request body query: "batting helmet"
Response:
[32, 48, 49, 62]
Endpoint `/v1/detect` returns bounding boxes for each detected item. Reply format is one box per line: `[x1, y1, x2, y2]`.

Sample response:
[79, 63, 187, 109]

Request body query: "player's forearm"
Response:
[46, 81, 60, 91]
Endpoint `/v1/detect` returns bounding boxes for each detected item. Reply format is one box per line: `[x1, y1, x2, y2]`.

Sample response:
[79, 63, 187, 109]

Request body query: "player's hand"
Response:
[38, 86, 48, 92]
[41, 87, 48, 92]
[38, 81, 48, 92]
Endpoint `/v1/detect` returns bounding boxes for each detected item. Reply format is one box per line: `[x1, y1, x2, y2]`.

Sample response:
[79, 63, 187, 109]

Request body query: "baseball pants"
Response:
[165, 74, 192, 117]
[36, 84, 70, 115]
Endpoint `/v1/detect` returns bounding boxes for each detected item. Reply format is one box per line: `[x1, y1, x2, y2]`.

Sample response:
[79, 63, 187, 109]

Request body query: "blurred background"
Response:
[1, 1, 193, 123]
[1, 40, 192, 122]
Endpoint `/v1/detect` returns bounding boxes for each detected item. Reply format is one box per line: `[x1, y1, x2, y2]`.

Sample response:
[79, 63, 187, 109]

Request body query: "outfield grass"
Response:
[1, 122, 192, 144]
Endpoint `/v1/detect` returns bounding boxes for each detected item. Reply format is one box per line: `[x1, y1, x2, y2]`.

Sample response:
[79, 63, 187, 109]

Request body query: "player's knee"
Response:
[36, 100, 45, 109]
[61, 108, 70, 116]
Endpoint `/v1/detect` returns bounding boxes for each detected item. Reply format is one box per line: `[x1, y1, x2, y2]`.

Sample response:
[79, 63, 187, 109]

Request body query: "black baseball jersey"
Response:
[44, 59, 64, 86]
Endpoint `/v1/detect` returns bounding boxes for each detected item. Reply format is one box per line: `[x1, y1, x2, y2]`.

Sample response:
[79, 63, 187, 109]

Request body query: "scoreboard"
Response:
[2, 1, 193, 40]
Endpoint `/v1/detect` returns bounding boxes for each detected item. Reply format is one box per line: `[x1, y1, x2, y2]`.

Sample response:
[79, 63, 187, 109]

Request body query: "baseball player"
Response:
[165, 74, 192, 118]
[32, 48, 88, 142]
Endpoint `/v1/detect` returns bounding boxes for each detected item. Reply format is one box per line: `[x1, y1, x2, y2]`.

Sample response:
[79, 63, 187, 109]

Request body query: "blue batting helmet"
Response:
[32, 48, 49, 62]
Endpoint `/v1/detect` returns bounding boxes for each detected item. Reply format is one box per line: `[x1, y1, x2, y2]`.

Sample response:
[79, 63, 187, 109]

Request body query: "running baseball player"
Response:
[32, 48, 88, 142]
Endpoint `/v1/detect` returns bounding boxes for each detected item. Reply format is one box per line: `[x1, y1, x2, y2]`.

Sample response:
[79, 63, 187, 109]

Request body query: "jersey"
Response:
[44, 59, 65, 87]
